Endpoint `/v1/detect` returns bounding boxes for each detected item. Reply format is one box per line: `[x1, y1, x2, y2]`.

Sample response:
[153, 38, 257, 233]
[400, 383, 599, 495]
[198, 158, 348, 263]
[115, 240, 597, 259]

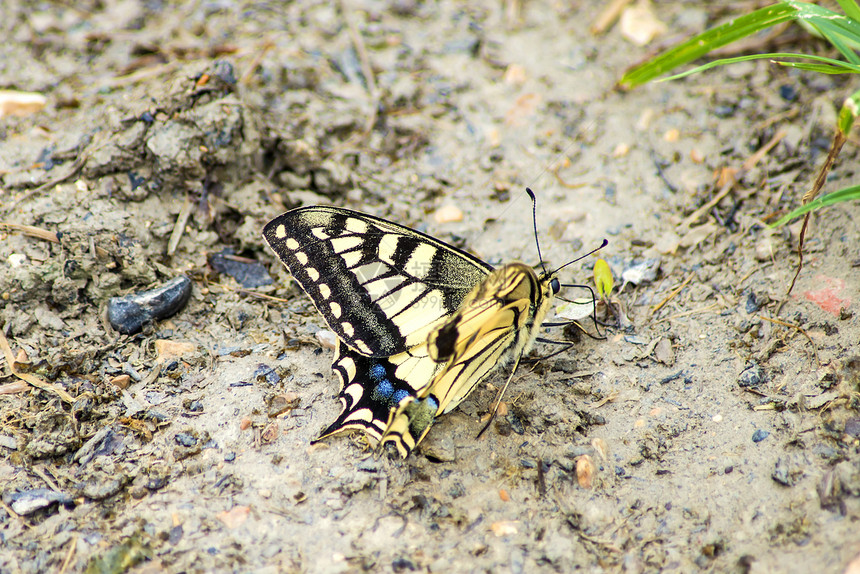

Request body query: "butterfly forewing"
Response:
[263, 206, 492, 357]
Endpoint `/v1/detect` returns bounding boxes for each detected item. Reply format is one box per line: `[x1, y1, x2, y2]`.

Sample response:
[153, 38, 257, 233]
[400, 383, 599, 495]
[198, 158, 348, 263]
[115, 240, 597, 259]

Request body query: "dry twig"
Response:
[0, 328, 75, 403]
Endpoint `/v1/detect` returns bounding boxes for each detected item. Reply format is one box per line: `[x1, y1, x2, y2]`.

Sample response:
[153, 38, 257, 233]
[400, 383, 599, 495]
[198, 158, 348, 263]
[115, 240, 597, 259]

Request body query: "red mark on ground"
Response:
[804, 275, 851, 316]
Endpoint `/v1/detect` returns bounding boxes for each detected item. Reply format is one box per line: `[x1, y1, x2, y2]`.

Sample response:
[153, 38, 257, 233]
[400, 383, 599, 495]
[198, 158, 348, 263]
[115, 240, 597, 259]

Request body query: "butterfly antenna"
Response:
[526, 188, 549, 276]
[553, 238, 608, 276]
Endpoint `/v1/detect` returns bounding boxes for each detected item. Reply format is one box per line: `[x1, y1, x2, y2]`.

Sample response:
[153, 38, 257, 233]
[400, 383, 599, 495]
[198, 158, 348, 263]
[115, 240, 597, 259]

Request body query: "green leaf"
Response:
[593, 259, 614, 298]
[787, 0, 860, 63]
[774, 61, 860, 74]
[838, 90, 860, 134]
[769, 185, 860, 227]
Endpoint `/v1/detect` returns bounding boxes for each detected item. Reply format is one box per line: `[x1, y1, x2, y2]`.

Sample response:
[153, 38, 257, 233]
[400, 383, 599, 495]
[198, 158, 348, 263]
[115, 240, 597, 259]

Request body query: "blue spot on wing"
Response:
[369, 364, 387, 382]
[371, 379, 394, 402]
[319, 348, 423, 443]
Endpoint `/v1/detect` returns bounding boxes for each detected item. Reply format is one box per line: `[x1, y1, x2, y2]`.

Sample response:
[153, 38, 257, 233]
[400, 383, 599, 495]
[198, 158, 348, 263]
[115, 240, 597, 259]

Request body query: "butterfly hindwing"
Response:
[263, 206, 492, 357]
[314, 339, 446, 455]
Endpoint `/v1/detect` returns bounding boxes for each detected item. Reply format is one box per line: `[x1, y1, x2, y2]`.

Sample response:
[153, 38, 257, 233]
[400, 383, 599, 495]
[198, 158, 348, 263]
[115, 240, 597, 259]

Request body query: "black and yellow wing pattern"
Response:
[263, 205, 560, 457]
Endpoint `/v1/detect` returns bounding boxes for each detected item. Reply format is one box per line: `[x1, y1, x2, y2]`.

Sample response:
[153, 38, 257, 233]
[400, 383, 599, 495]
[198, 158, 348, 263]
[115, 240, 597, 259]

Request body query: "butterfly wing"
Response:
[264, 206, 496, 454]
[313, 340, 445, 452]
[263, 206, 492, 357]
[380, 263, 556, 454]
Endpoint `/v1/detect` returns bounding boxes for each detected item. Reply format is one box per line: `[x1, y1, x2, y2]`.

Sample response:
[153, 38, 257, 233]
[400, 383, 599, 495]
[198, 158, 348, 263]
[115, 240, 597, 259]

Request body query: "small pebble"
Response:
[174, 433, 197, 447]
[0, 90, 46, 118]
[146, 475, 169, 491]
[155, 340, 197, 363]
[752, 429, 770, 443]
[613, 143, 630, 157]
[490, 521, 518, 536]
[109, 374, 131, 389]
[654, 337, 675, 365]
[208, 248, 273, 288]
[316, 329, 338, 350]
[7, 254, 27, 268]
[576, 455, 595, 489]
[779, 84, 797, 102]
[3, 488, 72, 515]
[185, 399, 203, 412]
[620, 2, 667, 45]
[434, 204, 463, 224]
[689, 148, 704, 163]
[755, 235, 775, 261]
[738, 364, 765, 388]
[169, 525, 184, 545]
[108, 276, 192, 335]
[502, 64, 527, 85]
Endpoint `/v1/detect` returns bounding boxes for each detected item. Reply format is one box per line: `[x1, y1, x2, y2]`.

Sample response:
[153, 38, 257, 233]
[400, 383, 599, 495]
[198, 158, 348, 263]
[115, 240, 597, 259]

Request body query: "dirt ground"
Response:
[2, 1, 860, 572]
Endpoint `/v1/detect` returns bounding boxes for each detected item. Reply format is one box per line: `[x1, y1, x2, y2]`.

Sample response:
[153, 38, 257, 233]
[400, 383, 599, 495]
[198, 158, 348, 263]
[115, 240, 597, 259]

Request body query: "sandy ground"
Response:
[1, 1, 860, 572]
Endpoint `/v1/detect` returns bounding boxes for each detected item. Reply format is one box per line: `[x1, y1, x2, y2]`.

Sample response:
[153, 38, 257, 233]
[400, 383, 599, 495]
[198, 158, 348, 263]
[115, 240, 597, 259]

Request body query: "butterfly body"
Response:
[263, 206, 561, 457]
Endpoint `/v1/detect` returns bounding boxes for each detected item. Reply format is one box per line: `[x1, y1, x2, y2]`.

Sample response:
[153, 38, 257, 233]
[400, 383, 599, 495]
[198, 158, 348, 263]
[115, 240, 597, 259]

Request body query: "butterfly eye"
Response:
[550, 278, 560, 294]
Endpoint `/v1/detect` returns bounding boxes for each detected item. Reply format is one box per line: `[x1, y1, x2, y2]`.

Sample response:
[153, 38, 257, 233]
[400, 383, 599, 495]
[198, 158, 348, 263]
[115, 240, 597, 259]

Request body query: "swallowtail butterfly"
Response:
[263, 198, 582, 457]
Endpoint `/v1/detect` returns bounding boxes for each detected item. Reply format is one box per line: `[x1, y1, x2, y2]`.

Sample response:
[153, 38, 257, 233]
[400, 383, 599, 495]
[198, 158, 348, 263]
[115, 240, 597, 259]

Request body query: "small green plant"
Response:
[620, 1, 860, 294]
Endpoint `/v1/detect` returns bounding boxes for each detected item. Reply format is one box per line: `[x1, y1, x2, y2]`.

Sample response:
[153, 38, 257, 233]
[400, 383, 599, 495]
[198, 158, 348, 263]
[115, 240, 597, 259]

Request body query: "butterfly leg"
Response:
[476, 354, 523, 439]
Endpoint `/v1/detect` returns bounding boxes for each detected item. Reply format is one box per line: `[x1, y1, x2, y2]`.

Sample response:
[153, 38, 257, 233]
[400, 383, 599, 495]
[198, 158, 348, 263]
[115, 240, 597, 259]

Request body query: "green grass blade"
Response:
[836, 0, 860, 23]
[775, 61, 860, 74]
[619, 3, 800, 88]
[783, 0, 860, 63]
[622, 1, 860, 88]
[810, 23, 860, 64]
[770, 185, 860, 227]
[661, 52, 860, 81]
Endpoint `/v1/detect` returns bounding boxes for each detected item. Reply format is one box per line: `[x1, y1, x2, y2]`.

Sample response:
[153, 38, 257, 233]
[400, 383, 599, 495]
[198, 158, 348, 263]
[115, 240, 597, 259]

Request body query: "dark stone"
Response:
[107, 276, 192, 335]
[208, 248, 273, 288]
[752, 429, 770, 443]
[174, 433, 197, 447]
[2, 488, 73, 515]
[738, 364, 765, 388]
